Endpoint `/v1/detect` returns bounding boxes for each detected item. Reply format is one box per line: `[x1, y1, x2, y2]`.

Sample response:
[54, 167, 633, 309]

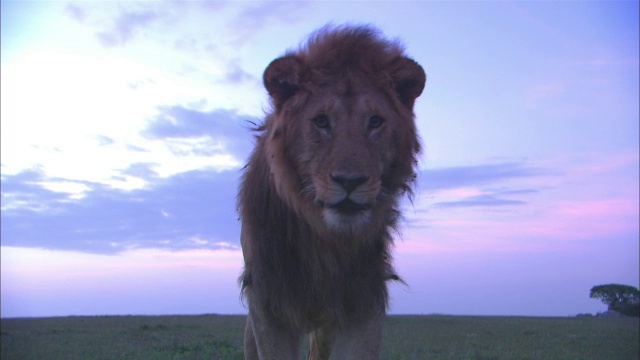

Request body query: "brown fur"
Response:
[239, 24, 425, 358]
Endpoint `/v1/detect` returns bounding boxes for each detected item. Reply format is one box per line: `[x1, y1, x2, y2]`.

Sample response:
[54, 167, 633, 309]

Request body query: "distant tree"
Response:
[590, 284, 640, 317]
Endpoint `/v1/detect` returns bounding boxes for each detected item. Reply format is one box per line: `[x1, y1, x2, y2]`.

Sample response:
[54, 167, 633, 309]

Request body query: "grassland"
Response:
[1, 314, 638, 359]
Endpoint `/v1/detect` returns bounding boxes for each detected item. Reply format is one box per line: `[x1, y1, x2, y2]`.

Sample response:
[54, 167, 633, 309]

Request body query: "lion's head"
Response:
[260, 25, 425, 233]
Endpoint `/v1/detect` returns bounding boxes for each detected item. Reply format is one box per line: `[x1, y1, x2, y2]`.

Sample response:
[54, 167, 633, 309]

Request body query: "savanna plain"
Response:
[1, 314, 638, 360]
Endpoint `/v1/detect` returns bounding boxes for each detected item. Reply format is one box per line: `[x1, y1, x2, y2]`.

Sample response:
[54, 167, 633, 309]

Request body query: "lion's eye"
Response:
[368, 115, 384, 129]
[313, 114, 330, 129]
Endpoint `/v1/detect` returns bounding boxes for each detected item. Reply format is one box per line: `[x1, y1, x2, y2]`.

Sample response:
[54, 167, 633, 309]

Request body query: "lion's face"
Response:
[293, 85, 404, 229]
[262, 53, 425, 232]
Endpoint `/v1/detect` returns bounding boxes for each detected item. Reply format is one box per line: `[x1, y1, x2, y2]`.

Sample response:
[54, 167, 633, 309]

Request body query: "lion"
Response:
[238, 24, 426, 359]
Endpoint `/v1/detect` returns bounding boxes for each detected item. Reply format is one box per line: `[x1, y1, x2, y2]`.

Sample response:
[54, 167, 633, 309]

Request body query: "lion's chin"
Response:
[328, 199, 371, 214]
[321, 206, 372, 230]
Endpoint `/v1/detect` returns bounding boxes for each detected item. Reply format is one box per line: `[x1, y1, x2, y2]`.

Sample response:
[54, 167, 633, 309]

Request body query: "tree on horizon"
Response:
[590, 284, 640, 317]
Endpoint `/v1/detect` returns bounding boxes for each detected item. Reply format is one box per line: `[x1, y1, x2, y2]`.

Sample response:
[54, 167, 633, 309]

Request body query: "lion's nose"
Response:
[330, 174, 369, 193]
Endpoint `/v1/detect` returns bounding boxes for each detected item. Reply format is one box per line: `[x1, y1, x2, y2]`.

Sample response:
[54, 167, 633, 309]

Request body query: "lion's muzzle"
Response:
[315, 173, 379, 229]
[330, 174, 369, 193]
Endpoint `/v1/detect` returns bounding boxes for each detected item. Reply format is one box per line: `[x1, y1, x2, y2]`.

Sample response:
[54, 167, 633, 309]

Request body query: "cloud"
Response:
[399, 163, 544, 235]
[233, 1, 310, 34]
[65, 3, 86, 22]
[3, 3, 265, 242]
[66, 1, 309, 52]
[224, 64, 257, 84]
[1, 169, 242, 254]
[97, 10, 158, 47]
[402, 153, 639, 253]
[2, 49, 258, 196]
[434, 194, 527, 208]
[145, 106, 252, 141]
[427, 187, 538, 209]
[1, 171, 78, 214]
[59, 1, 283, 114]
[405, 196, 639, 254]
[66, 2, 162, 48]
[419, 162, 548, 191]
[142, 105, 255, 170]
[121, 106, 259, 181]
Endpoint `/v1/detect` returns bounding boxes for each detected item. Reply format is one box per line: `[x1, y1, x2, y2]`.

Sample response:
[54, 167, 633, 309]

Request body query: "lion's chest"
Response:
[252, 231, 388, 328]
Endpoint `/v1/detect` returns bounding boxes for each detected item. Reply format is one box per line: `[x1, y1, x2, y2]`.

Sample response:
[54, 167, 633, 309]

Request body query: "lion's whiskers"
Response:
[299, 177, 317, 199]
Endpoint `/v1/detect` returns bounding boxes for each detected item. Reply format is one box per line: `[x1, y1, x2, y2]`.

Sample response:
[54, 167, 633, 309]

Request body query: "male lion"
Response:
[238, 25, 426, 359]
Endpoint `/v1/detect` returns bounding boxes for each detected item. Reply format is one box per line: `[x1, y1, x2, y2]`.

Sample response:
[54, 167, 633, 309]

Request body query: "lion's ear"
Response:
[390, 57, 426, 110]
[263, 55, 303, 109]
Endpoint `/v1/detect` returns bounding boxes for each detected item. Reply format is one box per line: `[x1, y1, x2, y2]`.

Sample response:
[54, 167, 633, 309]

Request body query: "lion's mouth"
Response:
[328, 199, 371, 215]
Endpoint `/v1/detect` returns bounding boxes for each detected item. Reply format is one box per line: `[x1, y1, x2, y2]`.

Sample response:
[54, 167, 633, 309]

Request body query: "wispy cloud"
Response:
[97, 10, 159, 47]
[403, 152, 638, 253]
[419, 162, 548, 191]
[138, 106, 255, 178]
[434, 193, 527, 208]
[62, 1, 271, 110]
[65, 1, 309, 57]
[144, 106, 253, 155]
[231, 1, 311, 45]
[66, 2, 168, 48]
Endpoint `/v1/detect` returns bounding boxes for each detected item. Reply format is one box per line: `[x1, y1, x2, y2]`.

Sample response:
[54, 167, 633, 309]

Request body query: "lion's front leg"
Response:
[331, 309, 385, 359]
[307, 325, 338, 360]
[246, 300, 302, 360]
[243, 316, 259, 360]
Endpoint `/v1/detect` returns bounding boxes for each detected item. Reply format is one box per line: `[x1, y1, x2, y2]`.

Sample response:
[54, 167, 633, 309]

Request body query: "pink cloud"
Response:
[403, 151, 639, 254]
[401, 196, 637, 255]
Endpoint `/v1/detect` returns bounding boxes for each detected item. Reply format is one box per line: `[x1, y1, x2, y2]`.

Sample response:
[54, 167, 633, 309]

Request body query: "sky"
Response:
[1, 0, 638, 318]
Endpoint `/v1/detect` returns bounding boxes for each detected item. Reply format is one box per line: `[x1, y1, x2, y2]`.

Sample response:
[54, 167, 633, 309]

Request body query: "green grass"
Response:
[383, 315, 639, 359]
[1, 315, 638, 359]
[1, 315, 245, 360]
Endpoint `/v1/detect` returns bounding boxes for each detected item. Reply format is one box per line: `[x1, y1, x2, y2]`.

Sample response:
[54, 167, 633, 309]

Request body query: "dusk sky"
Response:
[1, 0, 638, 318]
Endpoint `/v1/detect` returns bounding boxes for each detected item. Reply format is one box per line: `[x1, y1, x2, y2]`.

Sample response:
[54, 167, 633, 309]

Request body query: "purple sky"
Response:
[1, 0, 638, 318]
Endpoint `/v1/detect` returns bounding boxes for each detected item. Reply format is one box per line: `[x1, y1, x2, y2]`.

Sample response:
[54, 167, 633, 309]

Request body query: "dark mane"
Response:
[299, 25, 404, 80]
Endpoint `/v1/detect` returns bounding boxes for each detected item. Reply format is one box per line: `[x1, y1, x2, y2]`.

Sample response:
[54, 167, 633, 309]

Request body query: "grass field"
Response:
[1, 314, 638, 359]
